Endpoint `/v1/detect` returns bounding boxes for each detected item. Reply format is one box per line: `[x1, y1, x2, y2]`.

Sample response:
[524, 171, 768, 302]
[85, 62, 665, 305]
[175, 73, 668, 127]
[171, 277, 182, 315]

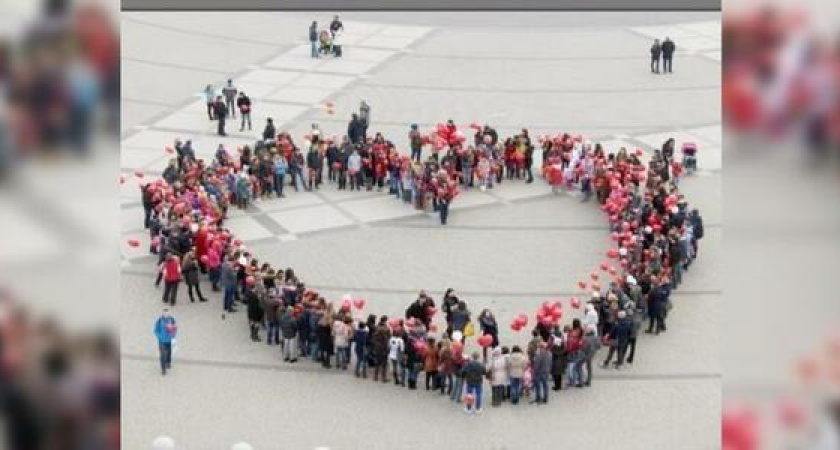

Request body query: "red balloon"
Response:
[134, 170, 144, 178]
[127, 239, 140, 248]
[600, 262, 609, 271]
[353, 298, 366, 310]
[233, 239, 243, 247]
[200, 255, 210, 265]
[477, 334, 493, 348]
[341, 299, 351, 312]
[246, 276, 256, 286]
[606, 249, 620, 259]
[511, 322, 522, 332]
[570, 297, 581, 309]
[578, 281, 587, 290]
[464, 393, 476, 406]
[413, 340, 428, 355]
[451, 341, 464, 354]
[590, 271, 600, 281]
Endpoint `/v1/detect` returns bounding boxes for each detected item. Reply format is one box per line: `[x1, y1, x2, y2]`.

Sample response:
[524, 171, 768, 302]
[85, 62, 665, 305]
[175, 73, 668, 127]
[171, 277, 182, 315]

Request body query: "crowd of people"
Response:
[141, 109, 705, 414]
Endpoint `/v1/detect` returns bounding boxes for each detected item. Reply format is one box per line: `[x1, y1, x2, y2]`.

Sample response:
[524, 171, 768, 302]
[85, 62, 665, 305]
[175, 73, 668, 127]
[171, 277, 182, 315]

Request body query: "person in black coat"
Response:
[650, 39, 662, 73]
[602, 311, 633, 369]
[213, 96, 228, 136]
[661, 37, 676, 73]
[348, 114, 364, 145]
[245, 285, 264, 342]
[181, 251, 207, 303]
[262, 118, 276, 142]
[645, 281, 670, 335]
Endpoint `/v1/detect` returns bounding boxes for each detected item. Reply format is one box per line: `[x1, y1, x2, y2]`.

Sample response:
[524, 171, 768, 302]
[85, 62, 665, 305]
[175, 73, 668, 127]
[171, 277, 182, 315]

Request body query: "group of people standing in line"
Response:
[145, 111, 705, 414]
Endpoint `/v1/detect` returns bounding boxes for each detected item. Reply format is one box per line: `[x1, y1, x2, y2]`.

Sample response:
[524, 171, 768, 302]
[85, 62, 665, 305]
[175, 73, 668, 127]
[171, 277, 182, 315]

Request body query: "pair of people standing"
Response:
[650, 37, 676, 74]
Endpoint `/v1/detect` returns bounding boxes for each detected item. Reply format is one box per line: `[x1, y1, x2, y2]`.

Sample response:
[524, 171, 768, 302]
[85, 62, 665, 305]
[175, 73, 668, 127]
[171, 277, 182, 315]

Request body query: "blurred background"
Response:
[0, 0, 838, 448]
[0, 0, 120, 448]
[722, 1, 840, 449]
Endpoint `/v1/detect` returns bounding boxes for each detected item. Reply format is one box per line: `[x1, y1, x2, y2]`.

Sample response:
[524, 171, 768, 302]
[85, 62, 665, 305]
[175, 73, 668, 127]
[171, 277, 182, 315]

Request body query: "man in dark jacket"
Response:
[646, 280, 671, 335]
[213, 96, 228, 136]
[602, 311, 632, 369]
[650, 39, 662, 73]
[661, 37, 676, 73]
[372, 318, 391, 382]
[405, 296, 427, 325]
[280, 308, 299, 362]
[262, 118, 275, 142]
[309, 21, 319, 58]
[347, 113, 363, 145]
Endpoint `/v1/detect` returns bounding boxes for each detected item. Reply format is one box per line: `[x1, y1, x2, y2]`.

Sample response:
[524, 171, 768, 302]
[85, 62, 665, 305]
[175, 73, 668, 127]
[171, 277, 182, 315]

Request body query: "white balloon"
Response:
[452, 331, 463, 342]
[231, 443, 253, 450]
[152, 436, 176, 450]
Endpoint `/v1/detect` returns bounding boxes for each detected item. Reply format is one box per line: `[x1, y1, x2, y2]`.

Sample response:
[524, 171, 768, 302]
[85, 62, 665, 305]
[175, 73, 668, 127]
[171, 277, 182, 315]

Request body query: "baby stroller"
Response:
[319, 30, 342, 57]
[681, 142, 698, 174]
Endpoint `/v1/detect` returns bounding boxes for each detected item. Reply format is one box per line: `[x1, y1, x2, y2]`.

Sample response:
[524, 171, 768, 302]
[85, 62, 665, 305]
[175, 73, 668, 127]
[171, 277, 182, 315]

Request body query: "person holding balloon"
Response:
[462, 352, 486, 414]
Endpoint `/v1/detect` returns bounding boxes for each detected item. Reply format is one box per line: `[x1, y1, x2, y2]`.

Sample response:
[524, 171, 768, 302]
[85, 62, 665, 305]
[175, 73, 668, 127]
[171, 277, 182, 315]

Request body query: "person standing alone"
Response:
[154, 309, 177, 375]
[661, 37, 676, 73]
[650, 39, 662, 73]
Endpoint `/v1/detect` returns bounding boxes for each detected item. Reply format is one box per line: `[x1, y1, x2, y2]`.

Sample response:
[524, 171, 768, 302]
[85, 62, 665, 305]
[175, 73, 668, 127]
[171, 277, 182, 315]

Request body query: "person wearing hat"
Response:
[409, 123, 423, 163]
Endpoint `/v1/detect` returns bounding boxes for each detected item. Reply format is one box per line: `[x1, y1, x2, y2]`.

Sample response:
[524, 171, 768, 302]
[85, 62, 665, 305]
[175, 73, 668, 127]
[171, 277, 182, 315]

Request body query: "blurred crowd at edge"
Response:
[0, 0, 120, 449]
[723, 3, 840, 450]
[0, 0, 118, 182]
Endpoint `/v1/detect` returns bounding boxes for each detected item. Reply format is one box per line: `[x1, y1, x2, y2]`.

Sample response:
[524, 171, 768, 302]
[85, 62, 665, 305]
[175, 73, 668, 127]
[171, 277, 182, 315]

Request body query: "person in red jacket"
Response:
[161, 254, 182, 306]
[194, 225, 209, 273]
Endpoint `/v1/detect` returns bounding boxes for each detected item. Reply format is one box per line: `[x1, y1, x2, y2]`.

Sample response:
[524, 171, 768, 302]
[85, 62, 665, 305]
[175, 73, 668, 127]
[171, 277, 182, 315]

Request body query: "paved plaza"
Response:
[121, 12, 721, 449]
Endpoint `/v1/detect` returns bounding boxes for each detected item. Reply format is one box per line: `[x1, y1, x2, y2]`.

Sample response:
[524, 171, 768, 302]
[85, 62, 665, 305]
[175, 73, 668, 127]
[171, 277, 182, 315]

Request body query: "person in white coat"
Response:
[486, 347, 508, 407]
[584, 302, 599, 336]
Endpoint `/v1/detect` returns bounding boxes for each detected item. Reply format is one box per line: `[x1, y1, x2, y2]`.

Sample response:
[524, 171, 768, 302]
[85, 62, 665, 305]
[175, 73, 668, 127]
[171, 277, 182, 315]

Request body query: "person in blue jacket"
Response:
[154, 309, 177, 375]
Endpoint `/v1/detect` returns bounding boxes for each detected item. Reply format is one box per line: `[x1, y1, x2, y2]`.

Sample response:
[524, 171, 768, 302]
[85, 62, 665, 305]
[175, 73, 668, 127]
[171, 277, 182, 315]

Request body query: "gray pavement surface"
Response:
[121, 12, 721, 450]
